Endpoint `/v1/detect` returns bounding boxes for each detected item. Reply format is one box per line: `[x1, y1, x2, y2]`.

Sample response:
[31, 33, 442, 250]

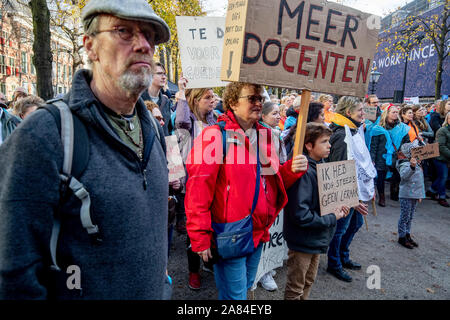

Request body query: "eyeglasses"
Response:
[154, 72, 166, 76]
[370, 101, 379, 105]
[239, 95, 263, 104]
[93, 26, 155, 46]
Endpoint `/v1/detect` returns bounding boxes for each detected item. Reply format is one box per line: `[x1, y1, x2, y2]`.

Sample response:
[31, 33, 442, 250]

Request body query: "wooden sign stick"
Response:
[371, 198, 377, 216]
[292, 89, 311, 171]
[364, 215, 369, 231]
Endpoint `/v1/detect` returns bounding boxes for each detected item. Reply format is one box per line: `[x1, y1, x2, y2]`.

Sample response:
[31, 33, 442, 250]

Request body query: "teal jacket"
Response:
[0, 108, 21, 143]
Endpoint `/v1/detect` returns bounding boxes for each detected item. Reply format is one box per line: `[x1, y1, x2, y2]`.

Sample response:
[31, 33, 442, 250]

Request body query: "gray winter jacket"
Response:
[396, 141, 425, 200]
[0, 70, 169, 300]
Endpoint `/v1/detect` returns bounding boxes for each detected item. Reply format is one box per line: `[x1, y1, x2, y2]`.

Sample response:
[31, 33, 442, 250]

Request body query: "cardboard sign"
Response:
[252, 210, 288, 290]
[221, 0, 380, 97]
[363, 105, 378, 121]
[411, 143, 440, 161]
[316, 160, 360, 215]
[165, 135, 186, 183]
[176, 16, 228, 88]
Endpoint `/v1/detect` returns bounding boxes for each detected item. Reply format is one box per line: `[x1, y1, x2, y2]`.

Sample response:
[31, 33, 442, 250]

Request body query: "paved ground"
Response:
[168, 183, 450, 300]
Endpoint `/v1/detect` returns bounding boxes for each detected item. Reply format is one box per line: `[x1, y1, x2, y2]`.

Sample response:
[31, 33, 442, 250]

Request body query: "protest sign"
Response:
[411, 143, 440, 161]
[404, 97, 419, 105]
[176, 16, 227, 88]
[165, 135, 186, 182]
[221, 0, 380, 97]
[316, 160, 360, 215]
[252, 210, 288, 289]
[363, 105, 378, 121]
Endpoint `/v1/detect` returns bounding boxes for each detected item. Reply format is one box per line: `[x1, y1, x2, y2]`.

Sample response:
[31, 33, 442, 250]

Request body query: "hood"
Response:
[62, 69, 156, 165]
[286, 106, 298, 118]
[305, 155, 321, 171]
[399, 140, 421, 159]
[65, 69, 150, 128]
[331, 113, 361, 129]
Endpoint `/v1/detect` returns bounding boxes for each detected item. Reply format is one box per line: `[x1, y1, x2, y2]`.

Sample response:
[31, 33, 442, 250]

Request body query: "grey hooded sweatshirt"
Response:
[0, 70, 169, 299]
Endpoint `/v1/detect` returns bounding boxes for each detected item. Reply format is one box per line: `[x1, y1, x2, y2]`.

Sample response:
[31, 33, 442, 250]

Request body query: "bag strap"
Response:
[218, 121, 260, 215]
[251, 135, 260, 215]
[42, 100, 100, 272]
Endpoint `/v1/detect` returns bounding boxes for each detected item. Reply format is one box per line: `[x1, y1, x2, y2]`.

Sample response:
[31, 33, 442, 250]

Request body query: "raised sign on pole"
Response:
[221, 0, 381, 97]
[316, 160, 360, 215]
[177, 16, 228, 88]
[292, 90, 311, 162]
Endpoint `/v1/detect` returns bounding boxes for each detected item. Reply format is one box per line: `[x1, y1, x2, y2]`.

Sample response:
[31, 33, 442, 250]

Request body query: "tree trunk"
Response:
[435, 56, 443, 100]
[159, 47, 165, 67]
[30, 0, 53, 100]
[165, 46, 171, 82]
[174, 48, 179, 84]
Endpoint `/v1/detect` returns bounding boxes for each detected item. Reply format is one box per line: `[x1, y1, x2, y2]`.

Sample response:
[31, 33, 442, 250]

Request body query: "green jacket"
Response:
[436, 125, 450, 163]
[0, 108, 21, 143]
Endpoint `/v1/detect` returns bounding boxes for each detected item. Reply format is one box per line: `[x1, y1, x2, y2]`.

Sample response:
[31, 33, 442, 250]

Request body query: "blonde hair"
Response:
[185, 88, 212, 120]
[437, 99, 449, 116]
[318, 94, 333, 104]
[378, 105, 399, 128]
[334, 96, 362, 117]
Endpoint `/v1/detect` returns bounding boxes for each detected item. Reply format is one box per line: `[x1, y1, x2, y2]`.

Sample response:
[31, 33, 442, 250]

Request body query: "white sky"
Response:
[201, 0, 412, 17]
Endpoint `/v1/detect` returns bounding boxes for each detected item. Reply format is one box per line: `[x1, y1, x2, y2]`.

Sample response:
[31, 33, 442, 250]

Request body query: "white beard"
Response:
[118, 67, 152, 96]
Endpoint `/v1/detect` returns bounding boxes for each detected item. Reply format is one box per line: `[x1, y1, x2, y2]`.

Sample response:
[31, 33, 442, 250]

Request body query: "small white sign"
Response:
[176, 16, 228, 89]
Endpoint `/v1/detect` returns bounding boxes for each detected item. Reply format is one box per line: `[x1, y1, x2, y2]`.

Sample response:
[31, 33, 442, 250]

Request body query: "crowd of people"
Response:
[0, 0, 449, 301]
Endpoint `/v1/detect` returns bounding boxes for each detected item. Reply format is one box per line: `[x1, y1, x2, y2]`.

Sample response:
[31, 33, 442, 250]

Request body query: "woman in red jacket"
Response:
[185, 82, 307, 300]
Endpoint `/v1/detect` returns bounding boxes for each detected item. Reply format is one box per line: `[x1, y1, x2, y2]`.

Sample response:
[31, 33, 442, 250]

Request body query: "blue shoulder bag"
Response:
[211, 123, 260, 260]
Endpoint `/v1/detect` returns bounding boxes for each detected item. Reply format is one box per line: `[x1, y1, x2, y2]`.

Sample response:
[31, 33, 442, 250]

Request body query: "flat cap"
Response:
[82, 0, 171, 45]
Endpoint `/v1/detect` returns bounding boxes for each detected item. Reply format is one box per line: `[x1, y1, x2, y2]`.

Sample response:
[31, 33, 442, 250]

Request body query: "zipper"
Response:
[224, 183, 230, 221]
[142, 168, 148, 190]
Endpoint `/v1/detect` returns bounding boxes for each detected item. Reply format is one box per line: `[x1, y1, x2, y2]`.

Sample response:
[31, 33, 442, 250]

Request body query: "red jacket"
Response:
[185, 111, 306, 252]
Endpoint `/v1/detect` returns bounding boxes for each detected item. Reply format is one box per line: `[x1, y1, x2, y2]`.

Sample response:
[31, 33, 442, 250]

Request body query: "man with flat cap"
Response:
[0, 0, 171, 299]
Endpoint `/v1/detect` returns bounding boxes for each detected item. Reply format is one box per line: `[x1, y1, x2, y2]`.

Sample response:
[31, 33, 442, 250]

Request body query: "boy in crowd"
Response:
[283, 123, 348, 300]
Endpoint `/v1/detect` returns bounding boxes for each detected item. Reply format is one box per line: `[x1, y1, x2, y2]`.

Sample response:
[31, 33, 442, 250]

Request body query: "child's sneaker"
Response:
[259, 272, 278, 291]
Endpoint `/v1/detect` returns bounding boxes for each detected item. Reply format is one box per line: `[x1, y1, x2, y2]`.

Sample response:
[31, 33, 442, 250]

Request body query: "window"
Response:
[0, 55, 5, 75]
[57, 63, 61, 80]
[30, 55, 35, 75]
[9, 57, 16, 75]
[52, 61, 56, 78]
[0, 83, 6, 95]
[69, 67, 72, 82]
[63, 65, 66, 81]
[21, 52, 28, 74]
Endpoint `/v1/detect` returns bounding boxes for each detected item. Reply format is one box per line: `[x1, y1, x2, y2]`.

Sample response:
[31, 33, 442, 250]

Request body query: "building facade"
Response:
[373, 1, 449, 101]
[0, 0, 74, 100]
